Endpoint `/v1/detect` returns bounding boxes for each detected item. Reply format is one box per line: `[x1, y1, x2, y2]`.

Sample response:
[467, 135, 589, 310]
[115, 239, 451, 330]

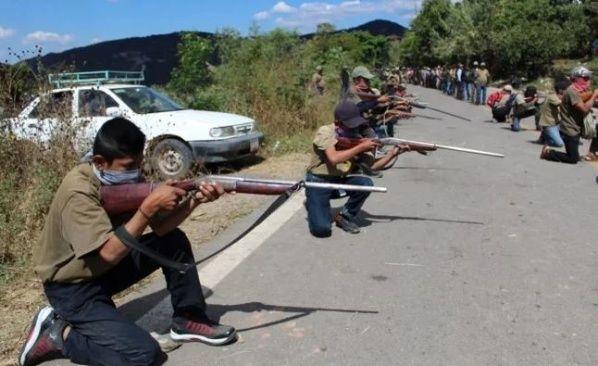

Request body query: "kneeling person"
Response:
[305, 101, 408, 237]
[19, 118, 235, 366]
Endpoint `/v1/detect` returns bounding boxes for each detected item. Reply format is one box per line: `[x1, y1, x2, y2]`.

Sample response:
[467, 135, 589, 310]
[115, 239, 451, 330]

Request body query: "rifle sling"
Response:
[112, 190, 294, 274]
[114, 225, 193, 274]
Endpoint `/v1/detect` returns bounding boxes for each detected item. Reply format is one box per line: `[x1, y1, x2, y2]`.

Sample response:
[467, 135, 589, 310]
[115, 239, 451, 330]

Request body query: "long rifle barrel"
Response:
[100, 175, 388, 215]
[208, 175, 387, 193]
[425, 106, 471, 122]
[379, 138, 504, 158]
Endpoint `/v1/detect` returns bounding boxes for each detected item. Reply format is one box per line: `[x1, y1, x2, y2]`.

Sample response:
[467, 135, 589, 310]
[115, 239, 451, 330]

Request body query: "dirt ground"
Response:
[0, 152, 310, 366]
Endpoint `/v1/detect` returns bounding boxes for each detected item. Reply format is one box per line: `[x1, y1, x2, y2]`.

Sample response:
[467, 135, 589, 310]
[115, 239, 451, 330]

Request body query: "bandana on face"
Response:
[92, 164, 140, 185]
[571, 77, 590, 93]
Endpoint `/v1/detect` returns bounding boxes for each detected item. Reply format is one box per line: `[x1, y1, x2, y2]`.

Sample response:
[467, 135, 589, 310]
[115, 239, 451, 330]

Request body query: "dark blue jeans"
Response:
[305, 173, 373, 237]
[476, 85, 487, 105]
[543, 133, 580, 164]
[44, 229, 205, 366]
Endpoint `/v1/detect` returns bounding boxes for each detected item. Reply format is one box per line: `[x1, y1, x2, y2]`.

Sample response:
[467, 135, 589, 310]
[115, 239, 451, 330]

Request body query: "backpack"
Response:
[486, 91, 502, 108]
[581, 108, 597, 139]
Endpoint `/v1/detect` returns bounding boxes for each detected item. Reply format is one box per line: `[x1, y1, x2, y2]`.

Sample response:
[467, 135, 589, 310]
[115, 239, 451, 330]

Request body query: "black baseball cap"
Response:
[334, 101, 367, 128]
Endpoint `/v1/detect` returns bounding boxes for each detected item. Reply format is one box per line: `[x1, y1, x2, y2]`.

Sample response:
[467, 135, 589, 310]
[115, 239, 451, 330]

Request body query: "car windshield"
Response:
[110, 86, 183, 114]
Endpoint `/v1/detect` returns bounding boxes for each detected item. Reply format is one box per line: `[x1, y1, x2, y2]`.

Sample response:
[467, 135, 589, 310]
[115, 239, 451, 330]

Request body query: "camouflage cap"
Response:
[571, 66, 592, 78]
[351, 66, 375, 79]
[316, 65, 323, 71]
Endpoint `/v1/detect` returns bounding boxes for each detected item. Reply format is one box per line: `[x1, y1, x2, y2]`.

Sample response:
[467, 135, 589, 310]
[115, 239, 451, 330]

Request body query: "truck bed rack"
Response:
[48, 70, 144, 88]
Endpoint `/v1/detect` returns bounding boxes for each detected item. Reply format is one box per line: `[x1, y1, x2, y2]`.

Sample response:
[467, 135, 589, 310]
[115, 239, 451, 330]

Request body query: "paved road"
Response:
[55, 86, 598, 366]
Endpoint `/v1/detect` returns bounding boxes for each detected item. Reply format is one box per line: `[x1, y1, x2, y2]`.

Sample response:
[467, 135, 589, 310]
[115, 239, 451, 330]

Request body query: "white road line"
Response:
[198, 192, 305, 289]
[134, 192, 306, 331]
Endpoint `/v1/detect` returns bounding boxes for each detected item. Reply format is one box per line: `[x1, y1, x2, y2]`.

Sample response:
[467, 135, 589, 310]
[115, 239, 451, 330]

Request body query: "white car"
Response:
[15, 81, 264, 178]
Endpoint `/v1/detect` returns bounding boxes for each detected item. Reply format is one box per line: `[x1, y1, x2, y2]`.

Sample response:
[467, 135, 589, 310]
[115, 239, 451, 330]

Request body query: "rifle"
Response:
[381, 109, 442, 121]
[100, 175, 387, 216]
[350, 91, 472, 122]
[336, 136, 504, 158]
[390, 97, 472, 122]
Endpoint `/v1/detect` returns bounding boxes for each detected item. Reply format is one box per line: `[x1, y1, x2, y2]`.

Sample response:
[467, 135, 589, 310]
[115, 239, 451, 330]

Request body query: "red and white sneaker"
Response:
[18, 306, 65, 366]
[170, 315, 236, 346]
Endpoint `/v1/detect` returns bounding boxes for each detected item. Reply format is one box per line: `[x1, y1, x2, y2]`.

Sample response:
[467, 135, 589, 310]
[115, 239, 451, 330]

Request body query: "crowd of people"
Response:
[402, 62, 491, 105]
[400, 64, 598, 164]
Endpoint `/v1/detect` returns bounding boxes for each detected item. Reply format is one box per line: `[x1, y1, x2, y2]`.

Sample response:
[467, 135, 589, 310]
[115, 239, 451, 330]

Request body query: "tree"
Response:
[316, 23, 336, 34]
[168, 33, 214, 94]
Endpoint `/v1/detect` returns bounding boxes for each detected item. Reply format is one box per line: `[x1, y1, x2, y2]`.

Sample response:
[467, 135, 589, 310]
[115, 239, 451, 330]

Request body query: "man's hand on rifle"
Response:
[377, 95, 390, 104]
[357, 138, 381, 153]
[391, 144, 411, 156]
[140, 181, 187, 217]
[193, 182, 226, 204]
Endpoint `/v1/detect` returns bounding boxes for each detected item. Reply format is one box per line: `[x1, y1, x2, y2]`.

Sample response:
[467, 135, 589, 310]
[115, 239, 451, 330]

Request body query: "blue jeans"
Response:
[476, 85, 487, 105]
[543, 133, 580, 164]
[465, 83, 474, 101]
[541, 126, 564, 147]
[511, 116, 521, 131]
[44, 229, 205, 366]
[305, 173, 373, 237]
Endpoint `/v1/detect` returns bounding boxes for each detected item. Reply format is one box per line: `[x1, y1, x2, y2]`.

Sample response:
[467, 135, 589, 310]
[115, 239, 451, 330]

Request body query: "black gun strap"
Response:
[114, 226, 192, 274]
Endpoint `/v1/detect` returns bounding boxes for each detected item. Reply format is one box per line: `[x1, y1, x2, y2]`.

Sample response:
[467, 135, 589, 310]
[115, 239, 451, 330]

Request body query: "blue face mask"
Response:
[93, 164, 140, 185]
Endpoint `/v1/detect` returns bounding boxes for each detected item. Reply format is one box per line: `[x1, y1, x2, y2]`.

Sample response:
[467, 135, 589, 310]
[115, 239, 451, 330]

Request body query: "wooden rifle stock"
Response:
[100, 180, 294, 216]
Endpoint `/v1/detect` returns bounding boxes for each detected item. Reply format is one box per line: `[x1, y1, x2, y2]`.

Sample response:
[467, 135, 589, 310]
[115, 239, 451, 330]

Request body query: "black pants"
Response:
[544, 133, 580, 164]
[590, 137, 598, 153]
[44, 229, 205, 366]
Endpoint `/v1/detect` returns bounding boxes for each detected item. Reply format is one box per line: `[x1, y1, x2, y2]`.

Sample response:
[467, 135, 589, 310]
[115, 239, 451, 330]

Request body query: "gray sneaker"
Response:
[334, 213, 360, 234]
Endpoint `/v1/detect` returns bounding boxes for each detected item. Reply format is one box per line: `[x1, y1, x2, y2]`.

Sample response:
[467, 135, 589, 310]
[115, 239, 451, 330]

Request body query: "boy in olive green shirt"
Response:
[305, 101, 410, 237]
[19, 118, 235, 366]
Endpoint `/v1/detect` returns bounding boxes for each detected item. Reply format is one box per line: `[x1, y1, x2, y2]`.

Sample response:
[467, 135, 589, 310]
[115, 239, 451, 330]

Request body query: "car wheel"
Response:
[151, 139, 194, 179]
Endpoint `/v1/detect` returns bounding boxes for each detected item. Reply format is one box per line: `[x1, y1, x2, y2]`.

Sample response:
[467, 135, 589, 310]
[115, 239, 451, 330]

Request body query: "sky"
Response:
[0, 0, 420, 63]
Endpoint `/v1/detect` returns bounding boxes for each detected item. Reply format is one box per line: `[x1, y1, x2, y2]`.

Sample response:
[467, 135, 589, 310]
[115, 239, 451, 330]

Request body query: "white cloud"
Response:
[255, 0, 419, 30]
[253, 11, 271, 21]
[0, 26, 15, 39]
[91, 37, 103, 44]
[24, 31, 74, 44]
[272, 1, 297, 13]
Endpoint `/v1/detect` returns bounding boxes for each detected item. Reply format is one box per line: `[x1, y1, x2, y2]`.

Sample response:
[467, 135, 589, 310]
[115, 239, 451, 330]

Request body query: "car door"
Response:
[20, 90, 74, 142]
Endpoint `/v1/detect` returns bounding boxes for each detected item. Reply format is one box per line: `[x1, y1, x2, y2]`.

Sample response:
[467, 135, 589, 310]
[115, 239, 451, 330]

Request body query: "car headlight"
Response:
[209, 126, 235, 138]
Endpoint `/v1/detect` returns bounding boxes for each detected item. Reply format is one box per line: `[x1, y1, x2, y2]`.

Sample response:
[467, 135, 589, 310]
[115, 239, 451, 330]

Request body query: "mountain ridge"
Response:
[29, 19, 407, 85]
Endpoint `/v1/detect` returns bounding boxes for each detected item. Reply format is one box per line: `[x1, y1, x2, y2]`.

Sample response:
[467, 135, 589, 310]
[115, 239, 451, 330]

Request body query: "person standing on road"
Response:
[464, 64, 475, 103]
[305, 101, 410, 237]
[310, 65, 326, 95]
[475, 62, 490, 105]
[541, 67, 598, 164]
[18, 118, 236, 366]
[455, 64, 466, 100]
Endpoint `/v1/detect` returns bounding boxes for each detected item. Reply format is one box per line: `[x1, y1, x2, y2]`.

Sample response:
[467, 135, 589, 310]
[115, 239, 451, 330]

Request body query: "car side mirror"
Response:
[106, 107, 123, 117]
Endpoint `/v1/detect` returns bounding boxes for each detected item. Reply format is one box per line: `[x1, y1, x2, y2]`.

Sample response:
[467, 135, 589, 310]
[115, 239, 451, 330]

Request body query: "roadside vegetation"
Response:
[398, 0, 597, 82]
